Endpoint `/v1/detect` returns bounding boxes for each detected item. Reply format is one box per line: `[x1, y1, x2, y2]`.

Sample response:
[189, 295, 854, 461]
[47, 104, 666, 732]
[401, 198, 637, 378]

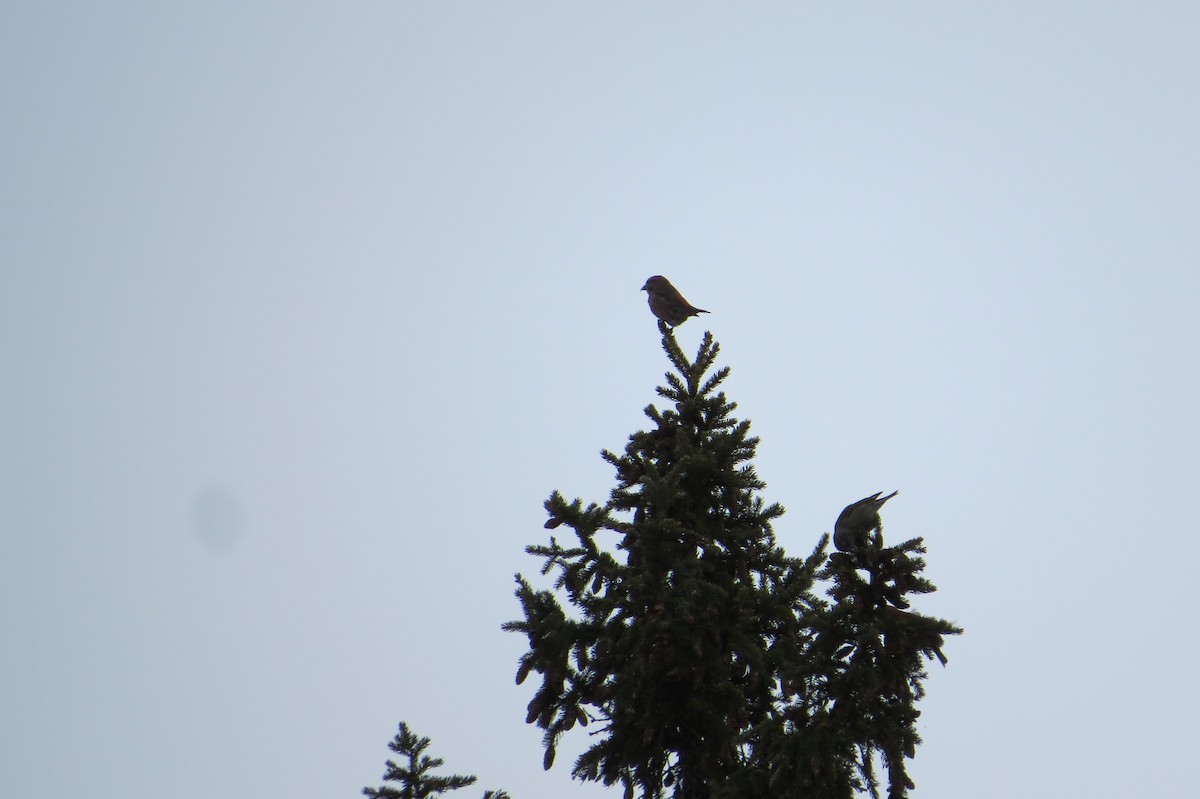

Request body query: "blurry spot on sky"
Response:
[192, 485, 246, 552]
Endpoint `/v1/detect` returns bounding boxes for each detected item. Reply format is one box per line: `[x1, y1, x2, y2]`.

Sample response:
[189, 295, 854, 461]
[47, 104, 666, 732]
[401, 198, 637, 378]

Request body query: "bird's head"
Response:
[642, 275, 666, 292]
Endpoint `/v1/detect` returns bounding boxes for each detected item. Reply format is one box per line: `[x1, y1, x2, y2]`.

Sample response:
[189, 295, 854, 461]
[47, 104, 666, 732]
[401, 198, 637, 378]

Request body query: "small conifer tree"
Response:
[506, 324, 960, 799]
[363, 721, 510, 799]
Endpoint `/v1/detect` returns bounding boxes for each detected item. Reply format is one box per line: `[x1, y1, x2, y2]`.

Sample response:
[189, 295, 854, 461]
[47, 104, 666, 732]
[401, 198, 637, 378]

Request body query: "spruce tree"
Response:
[505, 324, 960, 799]
[363, 721, 510, 799]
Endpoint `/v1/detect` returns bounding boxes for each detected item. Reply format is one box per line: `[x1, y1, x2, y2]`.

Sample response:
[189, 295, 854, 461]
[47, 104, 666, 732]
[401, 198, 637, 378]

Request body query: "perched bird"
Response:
[833, 491, 899, 552]
[641, 276, 709, 327]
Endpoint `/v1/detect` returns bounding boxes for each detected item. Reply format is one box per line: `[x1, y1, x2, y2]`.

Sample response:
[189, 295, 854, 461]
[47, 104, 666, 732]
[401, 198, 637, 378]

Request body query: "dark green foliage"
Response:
[729, 536, 962, 799]
[363, 722, 510, 799]
[506, 323, 961, 799]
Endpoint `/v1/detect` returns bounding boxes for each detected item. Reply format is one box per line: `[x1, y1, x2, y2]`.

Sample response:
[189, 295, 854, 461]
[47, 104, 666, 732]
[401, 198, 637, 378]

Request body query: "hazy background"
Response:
[3, 3, 1198, 797]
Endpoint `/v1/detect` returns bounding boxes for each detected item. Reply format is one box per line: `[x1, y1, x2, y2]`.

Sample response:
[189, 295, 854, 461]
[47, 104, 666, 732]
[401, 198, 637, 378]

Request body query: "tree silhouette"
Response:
[363, 722, 510, 799]
[506, 323, 960, 799]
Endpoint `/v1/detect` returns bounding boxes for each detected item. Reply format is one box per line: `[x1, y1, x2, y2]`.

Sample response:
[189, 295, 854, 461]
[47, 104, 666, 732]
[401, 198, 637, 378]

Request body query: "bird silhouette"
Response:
[833, 491, 898, 552]
[641, 276, 709, 327]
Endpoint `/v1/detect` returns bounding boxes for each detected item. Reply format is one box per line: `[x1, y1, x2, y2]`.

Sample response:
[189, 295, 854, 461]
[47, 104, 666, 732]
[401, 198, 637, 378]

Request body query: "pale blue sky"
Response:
[3, 4, 1198, 798]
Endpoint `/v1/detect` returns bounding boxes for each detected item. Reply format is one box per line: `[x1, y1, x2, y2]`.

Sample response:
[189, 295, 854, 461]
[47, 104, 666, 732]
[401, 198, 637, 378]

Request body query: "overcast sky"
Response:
[3, 3, 1198, 798]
